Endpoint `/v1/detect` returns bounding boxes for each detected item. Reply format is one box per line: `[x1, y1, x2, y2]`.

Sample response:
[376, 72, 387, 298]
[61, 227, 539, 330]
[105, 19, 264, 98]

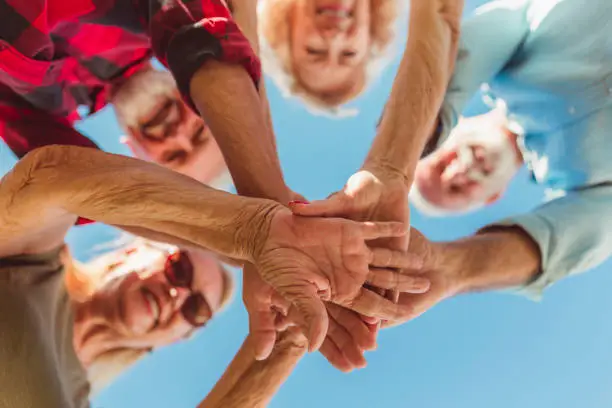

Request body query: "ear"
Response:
[120, 133, 152, 162]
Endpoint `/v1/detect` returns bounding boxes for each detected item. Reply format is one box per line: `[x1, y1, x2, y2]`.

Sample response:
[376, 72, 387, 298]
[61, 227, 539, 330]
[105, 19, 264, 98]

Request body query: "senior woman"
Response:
[0, 144, 426, 407]
[258, 0, 401, 114]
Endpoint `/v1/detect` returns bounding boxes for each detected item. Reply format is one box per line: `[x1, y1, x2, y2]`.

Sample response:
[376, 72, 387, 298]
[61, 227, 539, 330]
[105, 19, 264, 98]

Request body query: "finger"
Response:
[248, 309, 278, 361]
[360, 221, 407, 240]
[281, 287, 329, 353]
[346, 288, 417, 321]
[366, 268, 430, 293]
[369, 247, 424, 270]
[327, 303, 377, 351]
[288, 194, 346, 218]
[319, 339, 353, 373]
[326, 315, 367, 369]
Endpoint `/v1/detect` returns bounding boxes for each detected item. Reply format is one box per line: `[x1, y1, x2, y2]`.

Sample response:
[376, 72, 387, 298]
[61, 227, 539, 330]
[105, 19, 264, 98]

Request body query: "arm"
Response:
[424, 0, 531, 154]
[365, 0, 465, 181]
[483, 184, 612, 299]
[198, 330, 306, 408]
[389, 184, 612, 326]
[142, 0, 290, 203]
[0, 145, 279, 260]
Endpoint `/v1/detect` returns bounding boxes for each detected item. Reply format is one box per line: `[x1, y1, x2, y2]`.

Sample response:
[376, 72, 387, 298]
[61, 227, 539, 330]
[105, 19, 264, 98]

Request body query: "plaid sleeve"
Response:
[0, 86, 98, 226]
[144, 0, 261, 111]
[0, 87, 99, 158]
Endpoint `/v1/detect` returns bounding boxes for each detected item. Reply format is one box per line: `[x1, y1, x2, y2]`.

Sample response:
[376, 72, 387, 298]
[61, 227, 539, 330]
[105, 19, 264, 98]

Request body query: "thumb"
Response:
[298, 295, 328, 352]
[248, 308, 278, 360]
[288, 193, 347, 218]
[282, 286, 329, 352]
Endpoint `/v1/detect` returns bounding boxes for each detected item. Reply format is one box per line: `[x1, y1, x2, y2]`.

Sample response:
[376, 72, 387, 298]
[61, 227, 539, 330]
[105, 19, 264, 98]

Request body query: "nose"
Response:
[167, 128, 195, 153]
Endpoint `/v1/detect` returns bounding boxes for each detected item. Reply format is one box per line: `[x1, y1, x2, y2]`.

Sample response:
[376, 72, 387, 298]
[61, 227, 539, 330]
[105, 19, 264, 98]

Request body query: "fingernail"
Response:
[288, 200, 309, 206]
[414, 277, 431, 290]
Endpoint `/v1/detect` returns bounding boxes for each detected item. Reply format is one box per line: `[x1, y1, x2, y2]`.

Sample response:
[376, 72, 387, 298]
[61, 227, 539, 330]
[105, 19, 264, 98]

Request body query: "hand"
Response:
[318, 303, 377, 372]
[289, 168, 411, 310]
[243, 268, 377, 366]
[252, 207, 428, 353]
[381, 229, 463, 328]
[242, 264, 292, 360]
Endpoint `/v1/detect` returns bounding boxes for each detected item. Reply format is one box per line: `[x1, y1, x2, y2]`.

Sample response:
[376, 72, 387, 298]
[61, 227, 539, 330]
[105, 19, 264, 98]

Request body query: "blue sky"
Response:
[2, 1, 612, 407]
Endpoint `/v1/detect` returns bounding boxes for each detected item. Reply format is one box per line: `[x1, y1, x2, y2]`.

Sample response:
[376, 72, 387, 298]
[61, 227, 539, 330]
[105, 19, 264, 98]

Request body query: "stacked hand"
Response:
[242, 169, 431, 367]
[247, 205, 428, 351]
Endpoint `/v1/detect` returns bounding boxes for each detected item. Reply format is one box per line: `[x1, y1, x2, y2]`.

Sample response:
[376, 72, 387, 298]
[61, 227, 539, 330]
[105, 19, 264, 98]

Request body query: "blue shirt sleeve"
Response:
[491, 184, 612, 300]
[436, 0, 531, 145]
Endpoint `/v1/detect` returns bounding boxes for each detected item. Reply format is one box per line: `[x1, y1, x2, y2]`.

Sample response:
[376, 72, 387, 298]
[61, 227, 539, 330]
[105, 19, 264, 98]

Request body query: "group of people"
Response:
[0, 0, 610, 406]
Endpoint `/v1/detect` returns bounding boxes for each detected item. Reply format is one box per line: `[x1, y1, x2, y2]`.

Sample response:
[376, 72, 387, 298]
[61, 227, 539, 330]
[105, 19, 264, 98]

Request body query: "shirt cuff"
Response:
[166, 19, 262, 112]
[485, 214, 554, 301]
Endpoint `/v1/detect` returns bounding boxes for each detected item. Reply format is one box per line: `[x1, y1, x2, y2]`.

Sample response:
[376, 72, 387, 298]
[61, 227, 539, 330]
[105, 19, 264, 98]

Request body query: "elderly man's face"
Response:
[113, 71, 227, 184]
[413, 113, 523, 214]
[290, 0, 370, 96]
[125, 94, 226, 184]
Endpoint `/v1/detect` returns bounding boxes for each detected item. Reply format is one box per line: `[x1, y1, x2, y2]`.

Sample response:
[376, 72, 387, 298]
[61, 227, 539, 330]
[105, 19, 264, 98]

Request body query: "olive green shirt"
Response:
[0, 247, 90, 408]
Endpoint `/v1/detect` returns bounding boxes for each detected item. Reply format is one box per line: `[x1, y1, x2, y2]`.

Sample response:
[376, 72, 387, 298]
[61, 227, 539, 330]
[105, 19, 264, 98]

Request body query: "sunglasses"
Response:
[164, 251, 213, 328]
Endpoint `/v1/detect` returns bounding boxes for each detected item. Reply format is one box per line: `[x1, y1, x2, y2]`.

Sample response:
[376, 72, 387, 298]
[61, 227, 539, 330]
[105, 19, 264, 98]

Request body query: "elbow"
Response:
[19, 145, 73, 174]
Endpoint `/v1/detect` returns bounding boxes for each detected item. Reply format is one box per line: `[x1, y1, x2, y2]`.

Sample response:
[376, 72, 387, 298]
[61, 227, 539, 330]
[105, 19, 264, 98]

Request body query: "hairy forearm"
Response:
[365, 0, 463, 182]
[199, 332, 306, 408]
[6, 146, 279, 261]
[444, 227, 541, 293]
[189, 61, 290, 204]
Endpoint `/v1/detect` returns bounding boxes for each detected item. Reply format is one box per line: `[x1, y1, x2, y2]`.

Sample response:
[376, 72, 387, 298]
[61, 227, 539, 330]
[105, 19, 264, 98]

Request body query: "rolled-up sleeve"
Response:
[490, 184, 612, 300]
[435, 0, 531, 145]
[142, 0, 261, 110]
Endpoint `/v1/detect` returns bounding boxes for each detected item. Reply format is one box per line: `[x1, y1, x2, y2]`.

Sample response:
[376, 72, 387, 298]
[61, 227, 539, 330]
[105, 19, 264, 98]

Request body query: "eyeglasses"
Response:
[164, 251, 213, 328]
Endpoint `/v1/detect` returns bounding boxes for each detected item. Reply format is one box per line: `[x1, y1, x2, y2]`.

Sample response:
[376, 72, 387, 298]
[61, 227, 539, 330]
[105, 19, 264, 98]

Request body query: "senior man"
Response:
[373, 0, 612, 329]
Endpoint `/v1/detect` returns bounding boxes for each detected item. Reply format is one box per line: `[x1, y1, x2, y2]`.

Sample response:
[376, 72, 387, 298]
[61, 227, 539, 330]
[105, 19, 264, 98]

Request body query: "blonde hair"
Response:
[259, 0, 401, 116]
[62, 241, 235, 396]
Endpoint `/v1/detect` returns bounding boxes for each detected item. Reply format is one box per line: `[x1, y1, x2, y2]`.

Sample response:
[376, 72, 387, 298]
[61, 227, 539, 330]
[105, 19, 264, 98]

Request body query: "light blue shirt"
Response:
[438, 0, 612, 298]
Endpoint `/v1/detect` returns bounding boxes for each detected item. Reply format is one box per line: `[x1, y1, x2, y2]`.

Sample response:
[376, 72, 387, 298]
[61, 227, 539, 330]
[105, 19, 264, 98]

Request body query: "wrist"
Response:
[361, 159, 413, 188]
[443, 227, 542, 294]
[238, 201, 285, 263]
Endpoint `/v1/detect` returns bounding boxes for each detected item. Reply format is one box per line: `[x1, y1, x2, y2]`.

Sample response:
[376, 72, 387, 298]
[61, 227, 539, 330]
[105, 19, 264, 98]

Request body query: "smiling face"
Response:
[112, 69, 227, 184]
[290, 0, 370, 99]
[259, 0, 398, 110]
[412, 112, 524, 215]
[73, 244, 233, 365]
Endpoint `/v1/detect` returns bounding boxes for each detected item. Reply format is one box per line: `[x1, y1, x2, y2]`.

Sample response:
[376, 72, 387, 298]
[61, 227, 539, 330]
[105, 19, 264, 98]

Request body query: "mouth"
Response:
[316, 6, 353, 18]
[142, 287, 162, 329]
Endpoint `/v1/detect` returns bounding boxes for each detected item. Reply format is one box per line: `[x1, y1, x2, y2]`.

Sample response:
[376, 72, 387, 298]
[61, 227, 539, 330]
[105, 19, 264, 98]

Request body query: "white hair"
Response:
[111, 69, 177, 129]
[257, 0, 404, 117]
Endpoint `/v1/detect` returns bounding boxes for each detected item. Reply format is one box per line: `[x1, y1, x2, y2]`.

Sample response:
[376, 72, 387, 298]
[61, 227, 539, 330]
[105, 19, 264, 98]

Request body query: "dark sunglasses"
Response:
[164, 251, 213, 328]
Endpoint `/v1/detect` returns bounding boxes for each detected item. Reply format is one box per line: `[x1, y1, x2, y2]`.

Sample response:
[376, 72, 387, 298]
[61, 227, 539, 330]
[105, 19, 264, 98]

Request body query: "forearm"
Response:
[365, 0, 463, 181]
[230, 0, 280, 157]
[189, 61, 290, 203]
[5, 146, 279, 261]
[442, 227, 541, 294]
[198, 332, 306, 408]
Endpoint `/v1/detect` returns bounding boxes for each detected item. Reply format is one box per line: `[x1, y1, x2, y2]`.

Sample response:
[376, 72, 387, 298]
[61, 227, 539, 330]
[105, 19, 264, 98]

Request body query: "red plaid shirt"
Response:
[0, 0, 260, 225]
[0, 0, 260, 158]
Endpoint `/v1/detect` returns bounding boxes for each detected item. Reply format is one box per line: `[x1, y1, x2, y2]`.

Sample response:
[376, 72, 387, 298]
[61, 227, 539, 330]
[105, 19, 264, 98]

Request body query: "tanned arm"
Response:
[365, 0, 464, 181]
[199, 330, 306, 408]
[0, 145, 280, 260]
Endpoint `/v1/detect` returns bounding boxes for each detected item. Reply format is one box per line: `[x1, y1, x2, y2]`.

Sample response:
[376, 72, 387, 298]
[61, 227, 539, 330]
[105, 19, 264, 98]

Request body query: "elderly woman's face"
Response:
[290, 0, 371, 95]
[89, 245, 229, 349]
